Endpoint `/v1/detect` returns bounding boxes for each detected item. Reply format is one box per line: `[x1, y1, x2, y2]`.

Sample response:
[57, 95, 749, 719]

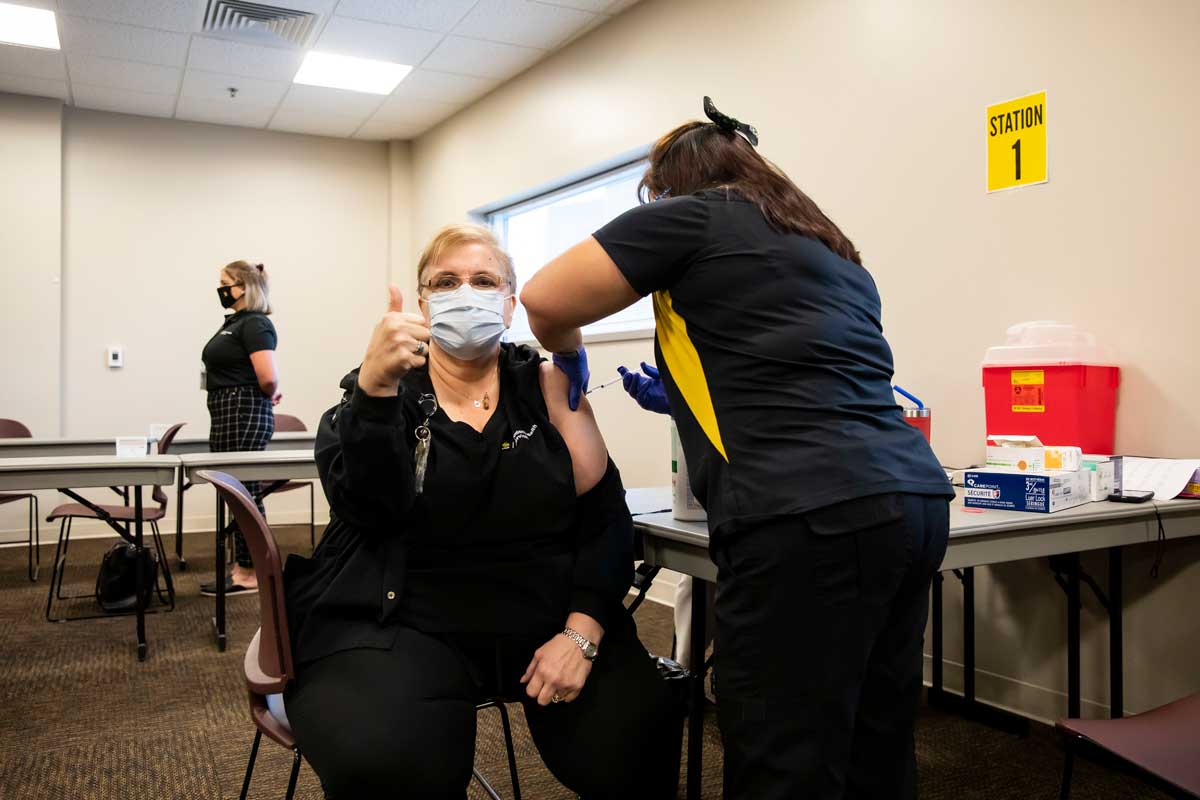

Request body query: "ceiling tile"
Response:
[268, 109, 365, 138]
[0, 72, 68, 100]
[175, 94, 274, 128]
[606, 0, 642, 12]
[333, 0, 477, 33]
[71, 82, 176, 117]
[534, 0, 616, 11]
[387, 69, 498, 106]
[57, 0, 201, 33]
[354, 116, 434, 140]
[187, 36, 304, 82]
[180, 68, 288, 106]
[278, 83, 387, 117]
[452, 0, 596, 49]
[420, 36, 544, 80]
[370, 97, 460, 125]
[59, 15, 189, 66]
[0, 44, 66, 80]
[315, 16, 442, 65]
[67, 54, 181, 94]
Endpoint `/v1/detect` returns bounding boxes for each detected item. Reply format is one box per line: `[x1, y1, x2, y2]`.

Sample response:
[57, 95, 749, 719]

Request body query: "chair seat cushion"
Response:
[266, 693, 291, 732]
[47, 503, 166, 522]
[1059, 693, 1200, 795]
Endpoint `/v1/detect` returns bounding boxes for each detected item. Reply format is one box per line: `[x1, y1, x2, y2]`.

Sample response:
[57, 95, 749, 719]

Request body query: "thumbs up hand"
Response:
[358, 284, 431, 397]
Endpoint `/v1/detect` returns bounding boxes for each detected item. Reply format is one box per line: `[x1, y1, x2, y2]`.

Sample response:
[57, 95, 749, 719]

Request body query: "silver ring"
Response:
[551, 694, 563, 704]
[414, 341, 426, 356]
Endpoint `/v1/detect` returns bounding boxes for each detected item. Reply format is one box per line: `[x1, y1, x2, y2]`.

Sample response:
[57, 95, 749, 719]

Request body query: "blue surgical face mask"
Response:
[426, 285, 509, 360]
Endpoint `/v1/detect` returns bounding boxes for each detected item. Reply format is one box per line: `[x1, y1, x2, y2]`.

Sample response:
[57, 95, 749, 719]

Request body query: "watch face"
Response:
[583, 643, 598, 660]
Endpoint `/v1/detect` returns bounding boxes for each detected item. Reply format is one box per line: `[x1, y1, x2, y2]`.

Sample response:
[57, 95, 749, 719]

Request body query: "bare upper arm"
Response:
[539, 361, 608, 495]
[248, 349, 277, 384]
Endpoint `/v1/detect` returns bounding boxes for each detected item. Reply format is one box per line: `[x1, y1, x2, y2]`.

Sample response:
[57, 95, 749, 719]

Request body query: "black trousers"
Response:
[712, 493, 949, 800]
[285, 610, 682, 799]
[207, 385, 274, 567]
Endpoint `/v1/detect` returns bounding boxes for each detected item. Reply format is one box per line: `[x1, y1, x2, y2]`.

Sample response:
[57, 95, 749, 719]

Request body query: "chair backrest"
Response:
[151, 422, 187, 507]
[273, 414, 307, 433]
[198, 469, 294, 694]
[0, 419, 32, 438]
[156, 422, 186, 455]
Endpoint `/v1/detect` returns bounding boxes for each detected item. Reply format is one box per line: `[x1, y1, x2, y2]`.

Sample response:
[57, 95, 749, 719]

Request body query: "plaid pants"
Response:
[207, 386, 274, 568]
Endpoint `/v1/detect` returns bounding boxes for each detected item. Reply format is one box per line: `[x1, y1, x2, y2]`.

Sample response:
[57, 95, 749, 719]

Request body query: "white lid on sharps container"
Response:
[982, 320, 1117, 367]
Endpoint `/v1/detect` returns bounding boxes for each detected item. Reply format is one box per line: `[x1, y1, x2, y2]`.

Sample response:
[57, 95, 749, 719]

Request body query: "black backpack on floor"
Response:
[95, 541, 158, 612]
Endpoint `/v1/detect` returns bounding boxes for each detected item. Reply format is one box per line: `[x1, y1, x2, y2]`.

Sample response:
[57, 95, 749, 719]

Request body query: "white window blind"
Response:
[489, 161, 654, 344]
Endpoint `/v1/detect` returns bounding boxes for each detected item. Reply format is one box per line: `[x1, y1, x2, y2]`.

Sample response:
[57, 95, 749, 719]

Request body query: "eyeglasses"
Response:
[639, 186, 671, 204]
[421, 272, 509, 294]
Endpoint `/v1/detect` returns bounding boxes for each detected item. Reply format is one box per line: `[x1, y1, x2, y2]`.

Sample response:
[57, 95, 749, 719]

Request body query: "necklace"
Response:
[430, 361, 498, 411]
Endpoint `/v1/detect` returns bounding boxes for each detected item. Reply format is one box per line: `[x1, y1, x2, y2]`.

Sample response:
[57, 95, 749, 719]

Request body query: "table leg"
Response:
[135, 486, 147, 662]
[687, 577, 708, 800]
[1067, 553, 1081, 718]
[175, 468, 187, 570]
[214, 497, 227, 652]
[963, 567, 976, 702]
[1109, 547, 1123, 718]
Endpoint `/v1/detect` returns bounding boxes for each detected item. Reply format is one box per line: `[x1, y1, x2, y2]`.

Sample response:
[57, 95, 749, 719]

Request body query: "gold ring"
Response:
[551, 694, 563, 704]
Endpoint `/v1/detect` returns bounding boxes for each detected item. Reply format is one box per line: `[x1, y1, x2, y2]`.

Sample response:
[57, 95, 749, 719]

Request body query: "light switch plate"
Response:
[107, 346, 123, 368]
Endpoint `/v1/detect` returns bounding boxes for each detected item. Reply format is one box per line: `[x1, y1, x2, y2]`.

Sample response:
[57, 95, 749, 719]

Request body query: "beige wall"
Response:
[408, 0, 1200, 718]
[2, 104, 397, 540]
[1, 93, 63, 547]
[1, 93, 62, 437]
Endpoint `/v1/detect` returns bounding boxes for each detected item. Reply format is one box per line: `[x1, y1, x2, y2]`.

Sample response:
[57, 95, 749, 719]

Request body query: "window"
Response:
[487, 160, 653, 344]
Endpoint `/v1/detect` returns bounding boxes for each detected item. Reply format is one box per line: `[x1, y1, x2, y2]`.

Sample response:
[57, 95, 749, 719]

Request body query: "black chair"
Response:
[201, 470, 523, 800]
[1058, 693, 1200, 799]
[0, 418, 40, 581]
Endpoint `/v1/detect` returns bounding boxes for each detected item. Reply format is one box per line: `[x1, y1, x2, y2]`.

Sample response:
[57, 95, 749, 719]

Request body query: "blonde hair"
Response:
[222, 260, 272, 314]
[416, 224, 516, 292]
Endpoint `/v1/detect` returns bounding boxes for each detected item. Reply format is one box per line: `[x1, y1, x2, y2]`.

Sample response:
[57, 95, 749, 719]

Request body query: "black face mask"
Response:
[217, 284, 242, 309]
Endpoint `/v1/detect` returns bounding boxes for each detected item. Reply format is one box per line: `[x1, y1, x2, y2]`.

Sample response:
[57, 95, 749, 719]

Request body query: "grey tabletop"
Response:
[632, 488, 1200, 550]
[0, 431, 315, 458]
[0, 455, 181, 491]
[180, 449, 318, 483]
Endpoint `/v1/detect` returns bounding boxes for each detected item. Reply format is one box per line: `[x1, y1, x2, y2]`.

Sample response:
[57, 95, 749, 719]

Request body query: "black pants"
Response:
[712, 493, 949, 800]
[285, 611, 682, 799]
[207, 386, 274, 567]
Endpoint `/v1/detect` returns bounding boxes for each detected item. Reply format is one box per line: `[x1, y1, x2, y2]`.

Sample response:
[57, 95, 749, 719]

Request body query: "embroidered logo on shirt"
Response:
[220, 330, 234, 336]
[501, 424, 538, 450]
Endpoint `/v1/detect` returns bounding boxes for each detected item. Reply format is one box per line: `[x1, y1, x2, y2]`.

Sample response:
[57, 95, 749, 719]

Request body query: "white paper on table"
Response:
[1119, 457, 1200, 499]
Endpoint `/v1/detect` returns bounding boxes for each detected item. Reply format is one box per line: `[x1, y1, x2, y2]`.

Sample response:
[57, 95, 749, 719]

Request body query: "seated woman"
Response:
[283, 224, 681, 799]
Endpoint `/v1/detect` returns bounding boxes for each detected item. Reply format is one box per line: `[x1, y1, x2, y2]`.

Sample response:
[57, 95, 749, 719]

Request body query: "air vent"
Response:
[202, 0, 319, 48]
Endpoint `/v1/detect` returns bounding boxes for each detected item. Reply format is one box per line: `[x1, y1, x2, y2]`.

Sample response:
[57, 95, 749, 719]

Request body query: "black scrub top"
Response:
[201, 311, 276, 389]
[593, 188, 953, 538]
[285, 344, 634, 667]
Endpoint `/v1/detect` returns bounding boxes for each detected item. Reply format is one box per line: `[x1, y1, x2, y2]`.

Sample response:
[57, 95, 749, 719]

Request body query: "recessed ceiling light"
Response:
[293, 51, 411, 95]
[0, 2, 59, 50]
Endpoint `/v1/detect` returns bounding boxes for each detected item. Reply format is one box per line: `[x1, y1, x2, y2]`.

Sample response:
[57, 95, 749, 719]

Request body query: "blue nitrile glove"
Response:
[552, 347, 589, 411]
[617, 362, 671, 415]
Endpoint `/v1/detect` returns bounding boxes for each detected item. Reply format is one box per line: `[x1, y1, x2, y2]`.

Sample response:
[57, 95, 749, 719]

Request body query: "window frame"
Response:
[473, 146, 655, 346]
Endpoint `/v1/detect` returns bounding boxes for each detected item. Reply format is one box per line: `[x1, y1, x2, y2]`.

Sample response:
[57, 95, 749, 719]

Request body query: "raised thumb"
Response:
[387, 284, 405, 313]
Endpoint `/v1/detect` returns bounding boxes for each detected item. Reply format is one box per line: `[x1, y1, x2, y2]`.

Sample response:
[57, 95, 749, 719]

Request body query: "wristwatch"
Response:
[561, 627, 598, 661]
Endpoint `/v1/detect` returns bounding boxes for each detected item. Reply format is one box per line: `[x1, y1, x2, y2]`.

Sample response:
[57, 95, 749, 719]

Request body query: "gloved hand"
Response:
[617, 362, 671, 415]
[552, 347, 590, 411]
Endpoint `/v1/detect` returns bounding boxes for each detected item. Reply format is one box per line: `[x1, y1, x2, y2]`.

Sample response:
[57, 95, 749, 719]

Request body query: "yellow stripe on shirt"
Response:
[652, 290, 728, 462]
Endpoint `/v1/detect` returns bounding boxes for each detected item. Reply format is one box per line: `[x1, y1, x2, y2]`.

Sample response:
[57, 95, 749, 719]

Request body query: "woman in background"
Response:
[200, 260, 281, 596]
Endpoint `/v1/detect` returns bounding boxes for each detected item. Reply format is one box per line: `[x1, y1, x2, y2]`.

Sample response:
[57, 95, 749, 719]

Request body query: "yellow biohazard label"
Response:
[1011, 369, 1045, 413]
[987, 92, 1047, 192]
